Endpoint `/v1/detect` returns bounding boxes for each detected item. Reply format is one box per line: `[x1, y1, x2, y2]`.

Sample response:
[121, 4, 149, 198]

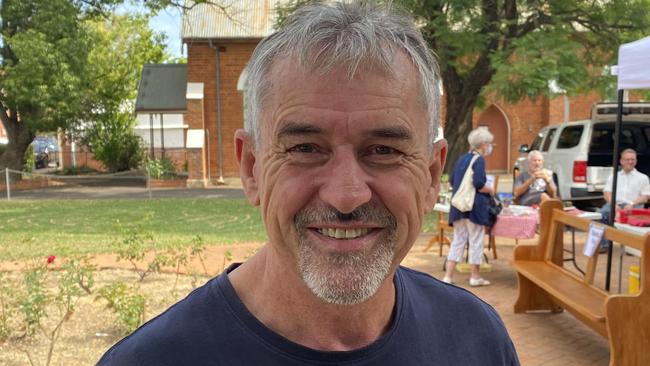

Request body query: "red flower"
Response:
[47, 255, 56, 264]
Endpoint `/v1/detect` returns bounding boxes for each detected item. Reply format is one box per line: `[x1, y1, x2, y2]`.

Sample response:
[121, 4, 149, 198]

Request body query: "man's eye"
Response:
[288, 144, 318, 153]
[373, 145, 395, 155]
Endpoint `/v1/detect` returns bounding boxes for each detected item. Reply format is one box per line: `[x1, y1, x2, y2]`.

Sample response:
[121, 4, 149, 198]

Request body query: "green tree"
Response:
[403, 0, 650, 172]
[277, 0, 650, 172]
[78, 14, 166, 171]
[0, 0, 166, 172]
[1, 0, 90, 171]
[85, 113, 145, 172]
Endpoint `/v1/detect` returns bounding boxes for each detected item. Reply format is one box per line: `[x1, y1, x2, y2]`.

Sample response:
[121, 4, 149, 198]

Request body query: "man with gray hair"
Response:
[513, 150, 557, 206]
[98, 2, 518, 365]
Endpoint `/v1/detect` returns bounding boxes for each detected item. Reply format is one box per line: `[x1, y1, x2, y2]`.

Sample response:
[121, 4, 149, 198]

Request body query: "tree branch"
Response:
[503, 0, 518, 41]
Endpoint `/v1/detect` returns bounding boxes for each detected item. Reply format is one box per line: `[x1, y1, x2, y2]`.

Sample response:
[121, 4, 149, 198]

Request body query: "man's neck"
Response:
[228, 245, 397, 351]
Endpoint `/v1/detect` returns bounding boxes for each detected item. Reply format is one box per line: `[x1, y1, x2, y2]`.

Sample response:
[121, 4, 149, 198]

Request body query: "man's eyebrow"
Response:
[368, 126, 413, 140]
[277, 122, 322, 138]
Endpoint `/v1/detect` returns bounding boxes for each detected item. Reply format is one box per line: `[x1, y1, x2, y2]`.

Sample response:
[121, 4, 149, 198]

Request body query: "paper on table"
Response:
[584, 222, 606, 257]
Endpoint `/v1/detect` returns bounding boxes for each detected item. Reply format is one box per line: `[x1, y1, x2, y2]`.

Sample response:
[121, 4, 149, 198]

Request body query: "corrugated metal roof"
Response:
[182, 0, 290, 40]
[135, 64, 187, 113]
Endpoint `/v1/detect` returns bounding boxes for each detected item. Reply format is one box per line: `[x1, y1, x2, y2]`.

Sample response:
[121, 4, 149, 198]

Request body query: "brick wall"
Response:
[187, 41, 259, 181]
[187, 38, 605, 177]
[60, 148, 105, 172]
[472, 93, 601, 172]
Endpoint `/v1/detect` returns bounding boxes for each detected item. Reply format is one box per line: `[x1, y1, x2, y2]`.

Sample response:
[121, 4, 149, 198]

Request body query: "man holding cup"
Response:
[513, 150, 557, 206]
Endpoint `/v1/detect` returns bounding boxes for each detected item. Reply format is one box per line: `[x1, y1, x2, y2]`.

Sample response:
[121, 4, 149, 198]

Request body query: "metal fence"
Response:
[1, 168, 152, 200]
[0, 168, 245, 201]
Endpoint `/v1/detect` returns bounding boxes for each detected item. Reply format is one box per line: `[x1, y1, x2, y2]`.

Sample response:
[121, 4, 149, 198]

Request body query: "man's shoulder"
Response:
[632, 169, 650, 180]
[396, 267, 517, 363]
[397, 267, 496, 310]
[97, 276, 228, 365]
[515, 171, 529, 182]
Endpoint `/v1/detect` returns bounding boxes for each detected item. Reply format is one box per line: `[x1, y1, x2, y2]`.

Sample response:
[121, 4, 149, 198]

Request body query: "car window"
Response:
[530, 131, 545, 151]
[557, 125, 584, 149]
[590, 124, 646, 153]
[541, 128, 557, 152]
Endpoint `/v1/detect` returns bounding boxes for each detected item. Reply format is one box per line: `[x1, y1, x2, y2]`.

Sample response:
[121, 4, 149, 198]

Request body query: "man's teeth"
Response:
[317, 228, 370, 239]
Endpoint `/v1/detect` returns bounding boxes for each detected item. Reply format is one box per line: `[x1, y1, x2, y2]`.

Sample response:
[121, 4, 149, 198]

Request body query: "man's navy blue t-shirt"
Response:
[98, 265, 519, 365]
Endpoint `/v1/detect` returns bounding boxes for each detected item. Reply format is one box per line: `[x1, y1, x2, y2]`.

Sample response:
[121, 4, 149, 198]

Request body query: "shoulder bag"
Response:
[451, 153, 480, 212]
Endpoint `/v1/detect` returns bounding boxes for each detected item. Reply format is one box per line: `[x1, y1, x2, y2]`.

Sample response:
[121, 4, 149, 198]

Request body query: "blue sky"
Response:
[118, 4, 184, 58]
[149, 7, 184, 58]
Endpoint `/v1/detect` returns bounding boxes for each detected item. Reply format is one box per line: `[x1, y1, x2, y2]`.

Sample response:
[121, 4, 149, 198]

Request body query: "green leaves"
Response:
[1, 0, 169, 169]
[97, 282, 145, 334]
[2, 0, 89, 131]
[84, 112, 145, 172]
[144, 156, 178, 179]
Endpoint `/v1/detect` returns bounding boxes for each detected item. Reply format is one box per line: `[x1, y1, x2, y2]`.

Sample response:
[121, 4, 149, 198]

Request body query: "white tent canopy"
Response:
[603, 34, 650, 291]
[617, 35, 650, 90]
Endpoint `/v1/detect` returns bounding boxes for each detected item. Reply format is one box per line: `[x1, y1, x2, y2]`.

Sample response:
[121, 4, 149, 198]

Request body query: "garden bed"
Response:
[0, 178, 66, 192]
[148, 178, 187, 188]
[0, 242, 261, 365]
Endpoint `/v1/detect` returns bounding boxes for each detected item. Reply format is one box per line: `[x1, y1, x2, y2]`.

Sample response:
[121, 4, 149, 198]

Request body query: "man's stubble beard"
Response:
[294, 203, 398, 306]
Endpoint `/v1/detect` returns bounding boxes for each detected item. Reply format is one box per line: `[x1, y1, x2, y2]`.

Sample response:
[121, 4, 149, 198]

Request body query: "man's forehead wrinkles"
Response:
[277, 122, 323, 138]
[368, 126, 413, 140]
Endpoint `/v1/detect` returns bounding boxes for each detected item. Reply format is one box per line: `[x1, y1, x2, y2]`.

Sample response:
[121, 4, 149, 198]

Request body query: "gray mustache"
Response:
[294, 202, 397, 227]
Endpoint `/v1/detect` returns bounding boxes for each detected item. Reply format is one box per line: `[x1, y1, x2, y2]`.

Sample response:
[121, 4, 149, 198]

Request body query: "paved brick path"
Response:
[403, 231, 641, 366]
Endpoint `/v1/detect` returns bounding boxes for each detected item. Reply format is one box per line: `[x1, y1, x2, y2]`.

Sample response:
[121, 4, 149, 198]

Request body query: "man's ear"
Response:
[235, 129, 260, 206]
[424, 138, 448, 212]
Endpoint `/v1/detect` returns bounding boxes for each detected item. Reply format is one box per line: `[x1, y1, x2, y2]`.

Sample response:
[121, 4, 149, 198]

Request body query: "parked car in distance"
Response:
[31, 136, 59, 169]
[514, 102, 650, 209]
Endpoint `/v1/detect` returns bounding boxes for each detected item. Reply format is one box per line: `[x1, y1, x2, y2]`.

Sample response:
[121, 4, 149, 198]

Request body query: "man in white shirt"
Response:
[599, 148, 650, 251]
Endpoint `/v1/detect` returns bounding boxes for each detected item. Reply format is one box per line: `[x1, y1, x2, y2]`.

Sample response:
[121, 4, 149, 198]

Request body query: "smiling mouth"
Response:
[315, 228, 372, 239]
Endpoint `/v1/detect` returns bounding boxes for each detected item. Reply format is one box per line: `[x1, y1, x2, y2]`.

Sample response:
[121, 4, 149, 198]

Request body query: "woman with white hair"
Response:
[443, 128, 495, 286]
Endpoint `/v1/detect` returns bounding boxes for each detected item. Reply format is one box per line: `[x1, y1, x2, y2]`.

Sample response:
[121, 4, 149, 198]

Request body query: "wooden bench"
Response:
[512, 199, 650, 366]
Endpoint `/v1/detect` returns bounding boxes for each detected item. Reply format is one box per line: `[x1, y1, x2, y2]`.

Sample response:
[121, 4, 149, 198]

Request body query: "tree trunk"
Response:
[443, 90, 481, 175]
[0, 117, 34, 174]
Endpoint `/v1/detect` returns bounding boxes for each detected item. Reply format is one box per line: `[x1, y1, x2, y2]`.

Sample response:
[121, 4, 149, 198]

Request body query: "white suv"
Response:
[514, 102, 650, 209]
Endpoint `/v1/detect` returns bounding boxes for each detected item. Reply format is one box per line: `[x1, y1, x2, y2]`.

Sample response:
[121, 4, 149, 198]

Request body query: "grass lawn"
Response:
[0, 198, 267, 261]
[0, 198, 439, 261]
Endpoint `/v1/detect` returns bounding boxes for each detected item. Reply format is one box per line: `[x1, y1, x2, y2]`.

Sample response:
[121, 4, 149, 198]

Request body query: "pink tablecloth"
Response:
[491, 213, 539, 239]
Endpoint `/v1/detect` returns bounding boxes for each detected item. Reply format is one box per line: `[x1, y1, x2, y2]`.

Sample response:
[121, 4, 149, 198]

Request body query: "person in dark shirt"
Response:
[98, 2, 519, 365]
[444, 128, 495, 287]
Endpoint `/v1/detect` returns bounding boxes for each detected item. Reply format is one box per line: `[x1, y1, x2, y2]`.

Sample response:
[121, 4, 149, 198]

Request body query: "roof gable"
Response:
[135, 64, 187, 113]
[182, 0, 289, 40]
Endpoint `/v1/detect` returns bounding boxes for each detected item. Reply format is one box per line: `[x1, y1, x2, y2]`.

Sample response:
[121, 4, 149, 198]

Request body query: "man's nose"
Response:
[318, 150, 372, 214]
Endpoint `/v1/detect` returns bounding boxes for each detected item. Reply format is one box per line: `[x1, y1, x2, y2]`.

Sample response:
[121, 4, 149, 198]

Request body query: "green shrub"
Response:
[18, 265, 49, 333]
[57, 165, 99, 176]
[0, 144, 6, 156]
[86, 113, 145, 173]
[97, 282, 145, 334]
[144, 157, 177, 179]
[23, 144, 35, 172]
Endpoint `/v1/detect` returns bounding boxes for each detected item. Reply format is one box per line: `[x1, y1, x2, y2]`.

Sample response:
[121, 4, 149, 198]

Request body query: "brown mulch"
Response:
[0, 242, 264, 366]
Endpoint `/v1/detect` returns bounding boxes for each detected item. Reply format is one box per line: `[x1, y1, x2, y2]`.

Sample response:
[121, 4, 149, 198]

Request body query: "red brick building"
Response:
[182, 1, 602, 179]
[474, 92, 601, 173]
